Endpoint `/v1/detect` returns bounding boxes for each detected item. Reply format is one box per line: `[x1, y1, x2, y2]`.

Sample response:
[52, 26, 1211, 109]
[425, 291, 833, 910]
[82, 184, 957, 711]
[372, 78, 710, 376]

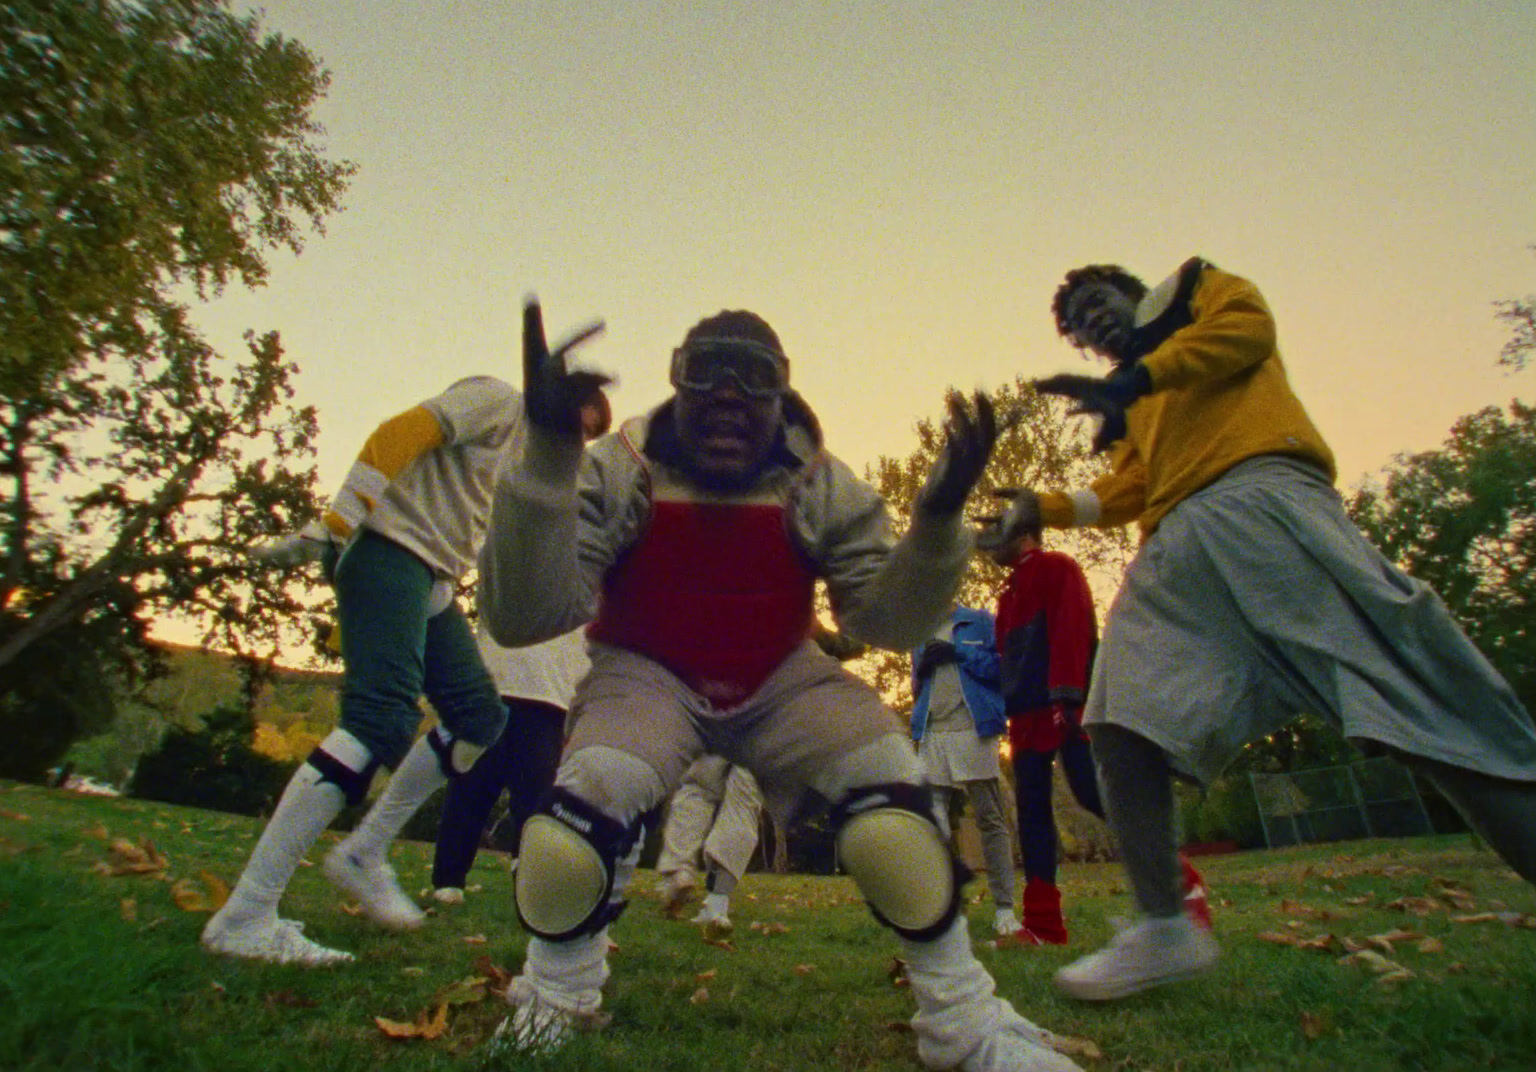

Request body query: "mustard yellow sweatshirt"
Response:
[1040, 263, 1335, 538]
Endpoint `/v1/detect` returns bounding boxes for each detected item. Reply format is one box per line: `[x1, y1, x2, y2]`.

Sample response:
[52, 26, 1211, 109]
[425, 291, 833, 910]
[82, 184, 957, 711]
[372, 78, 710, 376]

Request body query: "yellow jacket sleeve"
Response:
[323, 405, 445, 539]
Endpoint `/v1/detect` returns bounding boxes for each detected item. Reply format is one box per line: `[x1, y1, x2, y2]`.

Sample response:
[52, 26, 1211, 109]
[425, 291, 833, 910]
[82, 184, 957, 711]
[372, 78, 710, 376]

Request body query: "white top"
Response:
[475, 619, 590, 709]
[362, 376, 527, 580]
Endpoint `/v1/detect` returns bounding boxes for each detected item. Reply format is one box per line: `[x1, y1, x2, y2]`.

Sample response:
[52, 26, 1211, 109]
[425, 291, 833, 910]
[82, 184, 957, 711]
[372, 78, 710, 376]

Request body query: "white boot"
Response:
[202, 759, 352, 965]
[1055, 915, 1219, 1002]
[489, 931, 612, 1056]
[324, 733, 447, 930]
[904, 918, 1082, 1071]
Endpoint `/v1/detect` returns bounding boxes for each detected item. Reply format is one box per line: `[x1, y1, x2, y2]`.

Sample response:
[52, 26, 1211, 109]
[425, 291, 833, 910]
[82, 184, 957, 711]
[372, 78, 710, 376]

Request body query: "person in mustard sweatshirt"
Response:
[202, 370, 610, 965]
[988, 257, 1536, 1003]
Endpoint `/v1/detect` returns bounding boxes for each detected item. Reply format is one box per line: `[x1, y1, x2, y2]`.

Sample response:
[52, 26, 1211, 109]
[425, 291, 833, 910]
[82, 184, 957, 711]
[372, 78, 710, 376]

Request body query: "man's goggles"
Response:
[670, 337, 788, 399]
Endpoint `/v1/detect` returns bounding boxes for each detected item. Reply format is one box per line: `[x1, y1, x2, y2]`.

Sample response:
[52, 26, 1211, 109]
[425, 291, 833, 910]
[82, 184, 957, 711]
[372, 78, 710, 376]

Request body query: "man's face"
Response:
[669, 335, 788, 490]
[1063, 281, 1139, 360]
[673, 380, 782, 490]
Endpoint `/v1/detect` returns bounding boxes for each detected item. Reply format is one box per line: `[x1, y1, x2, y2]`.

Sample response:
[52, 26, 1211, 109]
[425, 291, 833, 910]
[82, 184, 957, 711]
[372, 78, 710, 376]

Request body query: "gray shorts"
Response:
[1087, 456, 1536, 785]
[568, 638, 907, 814]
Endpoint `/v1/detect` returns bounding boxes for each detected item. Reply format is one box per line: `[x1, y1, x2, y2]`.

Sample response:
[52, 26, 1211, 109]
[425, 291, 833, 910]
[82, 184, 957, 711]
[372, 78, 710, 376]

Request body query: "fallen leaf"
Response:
[461, 934, 488, 945]
[120, 898, 137, 922]
[696, 969, 717, 982]
[1450, 912, 1500, 924]
[1295, 934, 1337, 952]
[689, 987, 709, 1005]
[170, 872, 230, 913]
[1051, 1035, 1103, 1060]
[1300, 1011, 1331, 1039]
[82, 822, 109, 840]
[473, 954, 514, 993]
[1371, 928, 1424, 944]
[1343, 894, 1376, 906]
[401, 967, 426, 977]
[1417, 937, 1445, 954]
[1258, 931, 1302, 947]
[703, 936, 736, 952]
[1340, 950, 1413, 979]
[1385, 896, 1440, 916]
[431, 976, 490, 1007]
[101, 838, 169, 877]
[375, 1003, 449, 1041]
[793, 964, 816, 975]
[0, 809, 31, 822]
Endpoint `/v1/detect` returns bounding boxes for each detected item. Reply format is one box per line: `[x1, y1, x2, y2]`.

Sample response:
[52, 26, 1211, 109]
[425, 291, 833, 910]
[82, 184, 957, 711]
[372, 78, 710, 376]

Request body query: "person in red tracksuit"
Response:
[984, 513, 1210, 945]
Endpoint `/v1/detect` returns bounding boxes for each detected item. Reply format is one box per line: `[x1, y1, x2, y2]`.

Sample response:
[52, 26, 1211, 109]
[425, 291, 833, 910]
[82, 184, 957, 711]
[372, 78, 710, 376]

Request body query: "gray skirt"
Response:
[1086, 456, 1536, 785]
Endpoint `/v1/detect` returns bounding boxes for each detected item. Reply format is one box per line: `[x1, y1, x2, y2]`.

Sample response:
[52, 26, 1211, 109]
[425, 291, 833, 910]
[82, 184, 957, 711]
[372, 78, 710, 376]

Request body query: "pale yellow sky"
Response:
[197, 0, 1535, 498]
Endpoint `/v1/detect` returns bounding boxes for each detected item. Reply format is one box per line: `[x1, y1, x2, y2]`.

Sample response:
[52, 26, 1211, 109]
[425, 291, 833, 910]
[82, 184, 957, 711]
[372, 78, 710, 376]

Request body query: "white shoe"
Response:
[202, 915, 353, 966]
[992, 909, 1022, 937]
[489, 976, 608, 1057]
[323, 846, 425, 930]
[1054, 916, 1219, 1001]
[431, 887, 464, 905]
[961, 1015, 1084, 1072]
[691, 892, 731, 930]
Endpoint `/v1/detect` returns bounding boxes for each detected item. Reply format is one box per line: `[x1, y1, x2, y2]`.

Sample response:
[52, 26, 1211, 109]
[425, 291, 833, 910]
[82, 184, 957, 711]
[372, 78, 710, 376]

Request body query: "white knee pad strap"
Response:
[833, 783, 969, 942]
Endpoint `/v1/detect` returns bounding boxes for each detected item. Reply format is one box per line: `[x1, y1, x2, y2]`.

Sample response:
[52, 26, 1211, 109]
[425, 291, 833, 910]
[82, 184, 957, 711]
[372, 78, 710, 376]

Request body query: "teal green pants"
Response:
[333, 530, 504, 768]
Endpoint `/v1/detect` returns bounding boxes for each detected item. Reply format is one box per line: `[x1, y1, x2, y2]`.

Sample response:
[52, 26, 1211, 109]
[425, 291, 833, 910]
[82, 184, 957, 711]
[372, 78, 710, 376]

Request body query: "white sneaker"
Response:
[488, 976, 609, 1057]
[432, 887, 464, 905]
[202, 915, 353, 966]
[323, 847, 425, 930]
[992, 908, 1022, 937]
[1054, 916, 1219, 1001]
[961, 1016, 1084, 1072]
[691, 892, 731, 930]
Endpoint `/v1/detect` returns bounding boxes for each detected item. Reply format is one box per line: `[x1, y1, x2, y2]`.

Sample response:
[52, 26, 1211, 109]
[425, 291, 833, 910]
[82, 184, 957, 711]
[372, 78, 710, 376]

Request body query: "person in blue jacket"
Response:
[911, 605, 1021, 939]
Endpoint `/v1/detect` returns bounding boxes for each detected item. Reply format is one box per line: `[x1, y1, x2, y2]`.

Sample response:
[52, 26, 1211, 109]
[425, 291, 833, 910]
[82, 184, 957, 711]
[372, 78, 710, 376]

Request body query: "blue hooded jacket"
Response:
[910, 606, 1006, 741]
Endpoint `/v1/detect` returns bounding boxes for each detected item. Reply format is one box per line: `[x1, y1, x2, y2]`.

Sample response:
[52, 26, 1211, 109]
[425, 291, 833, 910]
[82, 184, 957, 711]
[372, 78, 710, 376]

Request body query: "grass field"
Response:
[2, 780, 1534, 1071]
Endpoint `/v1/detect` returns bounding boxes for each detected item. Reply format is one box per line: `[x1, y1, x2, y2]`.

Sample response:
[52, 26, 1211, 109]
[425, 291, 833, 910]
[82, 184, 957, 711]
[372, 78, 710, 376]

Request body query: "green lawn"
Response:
[2, 781, 1533, 1071]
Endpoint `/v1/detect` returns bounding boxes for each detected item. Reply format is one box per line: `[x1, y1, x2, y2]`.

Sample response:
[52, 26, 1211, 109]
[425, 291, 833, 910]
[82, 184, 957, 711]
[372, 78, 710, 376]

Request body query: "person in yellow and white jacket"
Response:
[203, 369, 610, 966]
[994, 257, 1536, 1004]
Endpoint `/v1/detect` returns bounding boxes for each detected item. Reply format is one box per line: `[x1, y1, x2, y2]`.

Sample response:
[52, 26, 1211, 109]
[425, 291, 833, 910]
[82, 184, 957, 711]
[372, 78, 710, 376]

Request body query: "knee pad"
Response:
[515, 787, 641, 940]
[425, 725, 486, 777]
[306, 729, 380, 806]
[831, 783, 970, 942]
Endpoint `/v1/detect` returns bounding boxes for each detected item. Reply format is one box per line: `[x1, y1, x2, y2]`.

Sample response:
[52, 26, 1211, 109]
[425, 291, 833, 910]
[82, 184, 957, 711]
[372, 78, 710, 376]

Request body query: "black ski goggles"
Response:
[669, 337, 789, 399]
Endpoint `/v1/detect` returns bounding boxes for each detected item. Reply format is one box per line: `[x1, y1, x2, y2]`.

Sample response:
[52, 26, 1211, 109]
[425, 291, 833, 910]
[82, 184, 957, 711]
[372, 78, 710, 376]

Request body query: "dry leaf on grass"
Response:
[473, 954, 514, 993]
[461, 934, 488, 945]
[1340, 949, 1414, 985]
[96, 838, 169, 877]
[689, 987, 709, 1005]
[375, 1003, 450, 1041]
[793, 964, 816, 975]
[1051, 1035, 1103, 1060]
[696, 969, 717, 982]
[428, 976, 489, 1007]
[1417, 937, 1445, 954]
[1300, 1011, 1331, 1040]
[120, 898, 137, 922]
[0, 809, 31, 821]
[82, 822, 109, 840]
[170, 872, 230, 913]
[1385, 896, 1440, 916]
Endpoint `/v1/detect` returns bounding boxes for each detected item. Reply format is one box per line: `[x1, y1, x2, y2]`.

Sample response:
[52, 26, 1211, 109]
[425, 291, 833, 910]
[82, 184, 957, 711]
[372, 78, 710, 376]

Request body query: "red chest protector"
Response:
[588, 464, 816, 709]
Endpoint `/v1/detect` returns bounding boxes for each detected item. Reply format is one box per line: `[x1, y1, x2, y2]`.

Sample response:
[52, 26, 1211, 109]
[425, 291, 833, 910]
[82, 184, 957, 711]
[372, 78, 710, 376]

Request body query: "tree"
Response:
[128, 702, 296, 817]
[1494, 245, 1535, 372]
[0, 0, 355, 780]
[855, 376, 1133, 709]
[1348, 401, 1536, 712]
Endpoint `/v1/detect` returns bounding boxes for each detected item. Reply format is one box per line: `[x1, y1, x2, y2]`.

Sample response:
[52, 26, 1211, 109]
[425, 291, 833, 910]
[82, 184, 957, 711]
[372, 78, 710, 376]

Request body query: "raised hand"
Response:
[917, 391, 998, 516]
[523, 297, 612, 434]
[1033, 362, 1152, 452]
[974, 487, 1041, 553]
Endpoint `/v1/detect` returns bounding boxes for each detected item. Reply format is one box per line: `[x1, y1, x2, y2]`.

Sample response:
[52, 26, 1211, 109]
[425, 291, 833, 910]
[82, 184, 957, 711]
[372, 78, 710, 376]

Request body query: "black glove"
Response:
[523, 298, 612, 434]
[914, 639, 957, 678]
[1032, 361, 1152, 453]
[974, 487, 1041, 553]
[917, 391, 998, 515]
